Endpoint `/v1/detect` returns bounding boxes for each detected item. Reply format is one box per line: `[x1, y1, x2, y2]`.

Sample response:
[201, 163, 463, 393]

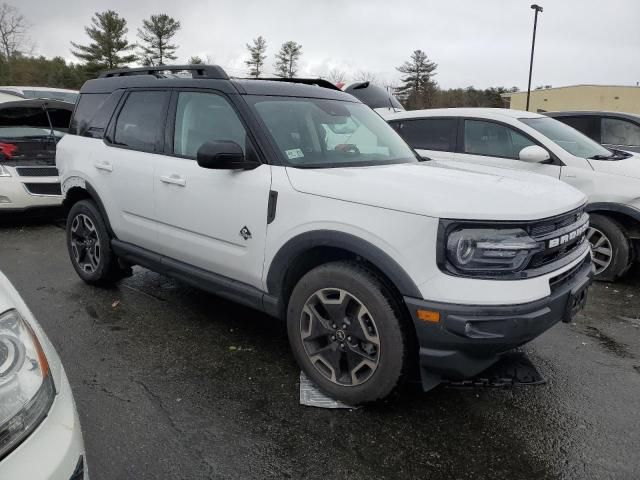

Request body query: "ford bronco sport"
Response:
[57, 65, 592, 404]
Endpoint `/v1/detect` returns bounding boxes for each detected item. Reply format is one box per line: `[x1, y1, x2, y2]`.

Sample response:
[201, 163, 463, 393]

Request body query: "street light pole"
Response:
[526, 4, 543, 112]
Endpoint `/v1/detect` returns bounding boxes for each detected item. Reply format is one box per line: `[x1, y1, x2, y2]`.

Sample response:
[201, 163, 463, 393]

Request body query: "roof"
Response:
[0, 86, 78, 93]
[502, 84, 640, 98]
[83, 64, 357, 102]
[546, 110, 640, 121]
[380, 107, 545, 121]
[0, 98, 75, 112]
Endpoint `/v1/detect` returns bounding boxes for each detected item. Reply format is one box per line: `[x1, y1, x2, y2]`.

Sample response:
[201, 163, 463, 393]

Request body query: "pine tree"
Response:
[396, 49, 438, 109]
[71, 10, 137, 71]
[245, 36, 267, 78]
[273, 41, 302, 78]
[137, 14, 181, 66]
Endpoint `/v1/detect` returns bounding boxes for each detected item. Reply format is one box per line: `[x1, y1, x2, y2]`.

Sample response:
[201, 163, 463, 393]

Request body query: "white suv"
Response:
[57, 66, 591, 404]
[382, 107, 640, 281]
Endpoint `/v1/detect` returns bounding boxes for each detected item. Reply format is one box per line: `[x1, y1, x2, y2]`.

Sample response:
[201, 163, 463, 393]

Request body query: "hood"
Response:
[286, 161, 586, 221]
[588, 153, 640, 180]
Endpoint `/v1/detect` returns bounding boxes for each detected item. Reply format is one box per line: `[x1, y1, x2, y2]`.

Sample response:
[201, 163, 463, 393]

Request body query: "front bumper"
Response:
[0, 368, 87, 480]
[405, 256, 592, 390]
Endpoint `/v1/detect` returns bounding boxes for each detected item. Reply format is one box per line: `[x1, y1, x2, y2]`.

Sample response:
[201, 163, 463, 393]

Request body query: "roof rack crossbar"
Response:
[254, 77, 342, 91]
[98, 65, 229, 80]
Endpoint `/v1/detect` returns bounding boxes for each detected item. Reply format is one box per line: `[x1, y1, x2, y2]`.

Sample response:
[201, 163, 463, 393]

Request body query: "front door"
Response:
[153, 90, 272, 289]
[453, 118, 561, 178]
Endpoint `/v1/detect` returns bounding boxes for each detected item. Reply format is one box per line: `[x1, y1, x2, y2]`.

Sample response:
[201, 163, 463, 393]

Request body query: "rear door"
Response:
[96, 89, 170, 250]
[601, 116, 640, 153]
[454, 118, 561, 178]
[153, 90, 271, 289]
[389, 117, 457, 160]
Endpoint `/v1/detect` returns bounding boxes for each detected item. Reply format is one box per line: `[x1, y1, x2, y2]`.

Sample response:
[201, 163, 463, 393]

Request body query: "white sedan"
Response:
[0, 270, 86, 479]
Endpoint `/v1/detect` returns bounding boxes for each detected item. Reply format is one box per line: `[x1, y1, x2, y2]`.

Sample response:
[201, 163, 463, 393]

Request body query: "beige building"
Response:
[502, 85, 640, 114]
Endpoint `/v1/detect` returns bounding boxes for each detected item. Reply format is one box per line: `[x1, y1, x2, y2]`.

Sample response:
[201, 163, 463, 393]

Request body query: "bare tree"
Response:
[327, 68, 347, 84]
[354, 70, 378, 84]
[0, 3, 28, 60]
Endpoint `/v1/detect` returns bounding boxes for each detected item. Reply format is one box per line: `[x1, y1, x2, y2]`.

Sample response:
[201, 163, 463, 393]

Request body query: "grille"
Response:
[24, 182, 62, 195]
[529, 238, 586, 268]
[529, 207, 585, 237]
[15, 166, 59, 177]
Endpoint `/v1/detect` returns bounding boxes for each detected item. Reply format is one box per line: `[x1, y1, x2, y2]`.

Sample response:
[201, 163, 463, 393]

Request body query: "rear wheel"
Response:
[66, 200, 123, 285]
[587, 213, 631, 281]
[287, 261, 408, 404]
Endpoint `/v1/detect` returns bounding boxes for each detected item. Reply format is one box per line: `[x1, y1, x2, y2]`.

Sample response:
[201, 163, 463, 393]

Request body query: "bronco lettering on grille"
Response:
[547, 222, 588, 249]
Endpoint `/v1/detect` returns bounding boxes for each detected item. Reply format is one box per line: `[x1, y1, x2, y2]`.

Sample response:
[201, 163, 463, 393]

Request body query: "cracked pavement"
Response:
[0, 221, 639, 479]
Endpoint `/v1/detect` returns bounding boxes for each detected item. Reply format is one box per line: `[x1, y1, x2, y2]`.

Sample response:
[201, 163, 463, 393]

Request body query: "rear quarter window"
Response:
[70, 92, 123, 138]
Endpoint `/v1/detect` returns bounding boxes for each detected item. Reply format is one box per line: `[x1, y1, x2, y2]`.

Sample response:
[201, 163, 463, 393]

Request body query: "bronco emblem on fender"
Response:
[239, 226, 252, 240]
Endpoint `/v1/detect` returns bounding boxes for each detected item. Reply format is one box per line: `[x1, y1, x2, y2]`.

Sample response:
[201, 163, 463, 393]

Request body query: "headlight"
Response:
[0, 309, 55, 459]
[444, 227, 542, 275]
[0, 165, 10, 177]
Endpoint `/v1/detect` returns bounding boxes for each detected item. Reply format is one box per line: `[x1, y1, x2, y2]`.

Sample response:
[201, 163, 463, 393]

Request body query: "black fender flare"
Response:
[586, 202, 640, 223]
[266, 230, 422, 299]
[64, 180, 115, 237]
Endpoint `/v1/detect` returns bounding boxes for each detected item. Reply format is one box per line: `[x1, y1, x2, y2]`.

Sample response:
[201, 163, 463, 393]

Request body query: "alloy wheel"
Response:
[300, 288, 380, 386]
[587, 226, 613, 275]
[70, 213, 101, 274]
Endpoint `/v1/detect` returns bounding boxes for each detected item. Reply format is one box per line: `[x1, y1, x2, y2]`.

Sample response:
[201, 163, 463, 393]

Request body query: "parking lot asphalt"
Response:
[1, 220, 639, 480]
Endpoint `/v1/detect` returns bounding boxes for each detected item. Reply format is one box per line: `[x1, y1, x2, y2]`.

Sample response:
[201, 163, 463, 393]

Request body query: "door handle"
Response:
[160, 174, 186, 187]
[94, 162, 113, 172]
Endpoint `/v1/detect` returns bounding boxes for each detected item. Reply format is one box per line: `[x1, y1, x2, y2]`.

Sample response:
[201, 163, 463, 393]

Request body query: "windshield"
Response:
[248, 96, 418, 168]
[521, 117, 612, 159]
[23, 90, 78, 104]
[0, 126, 64, 139]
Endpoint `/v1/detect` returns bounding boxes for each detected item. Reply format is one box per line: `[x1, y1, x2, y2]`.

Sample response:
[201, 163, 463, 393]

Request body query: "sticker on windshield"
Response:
[285, 148, 304, 160]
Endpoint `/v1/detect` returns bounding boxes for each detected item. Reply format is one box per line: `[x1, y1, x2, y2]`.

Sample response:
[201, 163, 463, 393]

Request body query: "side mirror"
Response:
[519, 145, 550, 163]
[196, 141, 259, 170]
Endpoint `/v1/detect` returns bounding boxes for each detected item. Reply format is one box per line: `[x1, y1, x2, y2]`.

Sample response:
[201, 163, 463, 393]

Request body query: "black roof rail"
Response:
[250, 77, 342, 91]
[98, 64, 229, 80]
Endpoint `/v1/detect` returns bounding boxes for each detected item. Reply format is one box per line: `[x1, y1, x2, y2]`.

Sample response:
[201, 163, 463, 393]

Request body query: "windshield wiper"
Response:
[589, 154, 614, 160]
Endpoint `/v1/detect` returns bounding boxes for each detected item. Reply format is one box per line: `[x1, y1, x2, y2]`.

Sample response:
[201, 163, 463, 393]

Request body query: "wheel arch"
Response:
[586, 202, 640, 239]
[266, 230, 422, 314]
[62, 179, 115, 237]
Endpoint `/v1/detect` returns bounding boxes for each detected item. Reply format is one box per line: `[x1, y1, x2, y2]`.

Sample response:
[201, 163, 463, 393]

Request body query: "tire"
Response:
[588, 213, 631, 282]
[287, 261, 408, 404]
[66, 200, 122, 285]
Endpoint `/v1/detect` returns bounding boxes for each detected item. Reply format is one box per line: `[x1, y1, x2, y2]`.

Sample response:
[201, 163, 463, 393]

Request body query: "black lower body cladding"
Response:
[404, 256, 593, 391]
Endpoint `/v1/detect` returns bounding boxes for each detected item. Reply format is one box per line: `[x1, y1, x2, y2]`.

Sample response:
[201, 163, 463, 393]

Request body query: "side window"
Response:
[173, 92, 247, 158]
[395, 118, 457, 152]
[70, 93, 109, 136]
[113, 91, 169, 152]
[602, 117, 640, 147]
[464, 120, 536, 159]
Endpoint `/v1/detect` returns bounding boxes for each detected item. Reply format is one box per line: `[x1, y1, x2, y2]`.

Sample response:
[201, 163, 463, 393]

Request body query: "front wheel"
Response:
[287, 261, 408, 404]
[587, 213, 631, 281]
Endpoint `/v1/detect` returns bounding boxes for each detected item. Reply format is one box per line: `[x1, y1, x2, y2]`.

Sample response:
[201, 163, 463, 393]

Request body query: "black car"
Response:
[546, 111, 640, 153]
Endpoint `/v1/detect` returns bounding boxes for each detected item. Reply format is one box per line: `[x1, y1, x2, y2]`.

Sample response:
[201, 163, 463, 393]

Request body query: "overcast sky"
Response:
[16, 0, 640, 89]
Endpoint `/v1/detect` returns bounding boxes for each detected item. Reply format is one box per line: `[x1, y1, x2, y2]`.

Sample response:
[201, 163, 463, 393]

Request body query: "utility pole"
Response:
[526, 4, 543, 111]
